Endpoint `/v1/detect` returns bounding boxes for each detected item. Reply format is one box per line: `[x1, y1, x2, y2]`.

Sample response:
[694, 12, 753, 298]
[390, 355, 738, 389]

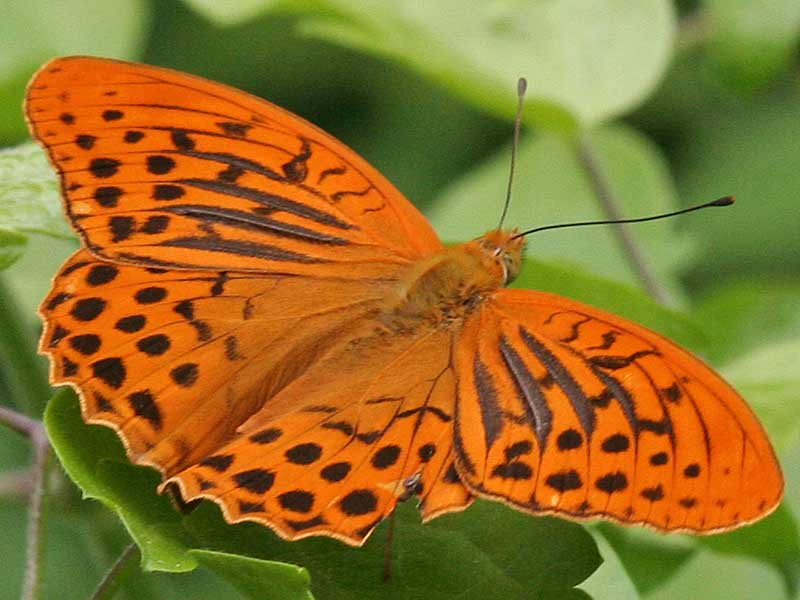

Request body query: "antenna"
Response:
[498, 77, 527, 229]
[511, 196, 734, 239]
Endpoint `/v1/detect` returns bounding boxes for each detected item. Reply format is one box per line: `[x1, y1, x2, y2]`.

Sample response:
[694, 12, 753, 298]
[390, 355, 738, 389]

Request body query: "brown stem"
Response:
[574, 133, 671, 305]
[0, 406, 52, 600]
[0, 405, 41, 437]
[90, 543, 140, 600]
[0, 468, 35, 499]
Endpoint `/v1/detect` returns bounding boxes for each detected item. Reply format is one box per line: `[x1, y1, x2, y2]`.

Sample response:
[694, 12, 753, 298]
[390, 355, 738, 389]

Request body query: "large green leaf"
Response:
[0, 142, 72, 239]
[44, 389, 198, 572]
[300, 0, 675, 128]
[181, 0, 280, 25]
[699, 506, 800, 597]
[703, 0, 800, 93]
[676, 92, 800, 290]
[694, 279, 800, 365]
[190, 550, 312, 600]
[595, 524, 695, 596]
[0, 230, 27, 270]
[723, 337, 800, 451]
[0, 0, 150, 141]
[580, 529, 641, 599]
[187, 500, 600, 600]
[645, 546, 786, 600]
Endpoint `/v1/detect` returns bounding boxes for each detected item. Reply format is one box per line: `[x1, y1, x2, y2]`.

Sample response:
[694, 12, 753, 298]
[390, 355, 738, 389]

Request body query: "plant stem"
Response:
[0, 277, 50, 415]
[0, 406, 51, 600]
[574, 133, 671, 305]
[0, 404, 40, 436]
[90, 543, 140, 600]
[0, 467, 34, 498]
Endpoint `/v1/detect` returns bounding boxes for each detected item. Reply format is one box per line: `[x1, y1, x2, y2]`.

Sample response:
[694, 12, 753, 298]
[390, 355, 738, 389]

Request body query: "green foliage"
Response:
[0, 0, 149, 141]
[703, 0, 800, 93]
[299, 0, 674, 128]
[1, 1, 799, 599]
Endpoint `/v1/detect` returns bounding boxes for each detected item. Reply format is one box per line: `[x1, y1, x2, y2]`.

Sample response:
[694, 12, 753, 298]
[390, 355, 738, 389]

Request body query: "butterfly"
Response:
[27, 56, 783, 546]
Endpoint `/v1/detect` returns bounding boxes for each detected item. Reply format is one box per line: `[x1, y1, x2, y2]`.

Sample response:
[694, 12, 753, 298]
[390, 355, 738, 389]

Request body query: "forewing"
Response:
[40, 249, 389, 476]
[26, 56, 442, 276]
[453, 288, 783, 533]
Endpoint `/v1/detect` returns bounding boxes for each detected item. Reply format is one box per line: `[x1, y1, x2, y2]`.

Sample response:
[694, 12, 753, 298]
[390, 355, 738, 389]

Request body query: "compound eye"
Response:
[502, 253, 520, 283]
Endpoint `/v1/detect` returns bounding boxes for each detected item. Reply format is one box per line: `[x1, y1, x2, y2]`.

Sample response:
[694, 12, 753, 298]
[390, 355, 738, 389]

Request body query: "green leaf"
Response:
[429, 123, 692, 300]
[0, 0, 148, 81]
[0, 229, 27, 270]
[0, 0, 150, 141]
[699, 505, 800, 597]
[704, 0, 800, 93]
[694, 279, 800, 364]
[190, 550, 313, 600]
[187, 499, 601, 599]
[676, 92, 800, 291]
[300, 0, 676, 128]
[595, 524, 696, 595]
[645, 546, 786, 600]
[723, 336, 800, 451]
[580, 528, 641, 599]
[44, 389, 198, 572]
[181, 0, 280, 26]
[0, 142, 73, 239]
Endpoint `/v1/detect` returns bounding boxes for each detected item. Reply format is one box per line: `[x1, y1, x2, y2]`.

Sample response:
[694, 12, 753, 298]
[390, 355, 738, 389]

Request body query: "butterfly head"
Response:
[474, 229, 525, 285]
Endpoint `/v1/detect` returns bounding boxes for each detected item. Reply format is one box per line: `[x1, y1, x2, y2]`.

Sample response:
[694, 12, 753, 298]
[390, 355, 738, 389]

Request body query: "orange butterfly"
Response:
[27, 56, 783, 546]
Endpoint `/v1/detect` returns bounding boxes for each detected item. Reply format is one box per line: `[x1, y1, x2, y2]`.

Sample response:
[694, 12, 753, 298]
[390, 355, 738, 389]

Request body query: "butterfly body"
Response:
[380, 229, 524, 331]
[27, 57, 782, 546]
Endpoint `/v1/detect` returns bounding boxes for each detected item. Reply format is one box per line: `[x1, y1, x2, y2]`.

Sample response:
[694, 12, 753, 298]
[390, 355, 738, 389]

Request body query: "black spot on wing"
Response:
[372, 445, 401, 469]
[285, 443, 322, 465]
[249, 427, 282, 444]
[71, 297, 106, 321]
[339, 489, 378, 516]
[89, 158, 119, 178]
[128, 389, 162, 430]
[545, 470, 583, 491]
[200, 454, 234, 472]
[233, 469, 275, 494]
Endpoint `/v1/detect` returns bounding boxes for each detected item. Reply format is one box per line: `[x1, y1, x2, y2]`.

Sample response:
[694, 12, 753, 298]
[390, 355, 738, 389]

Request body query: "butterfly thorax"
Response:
[380, 229, 525, 331]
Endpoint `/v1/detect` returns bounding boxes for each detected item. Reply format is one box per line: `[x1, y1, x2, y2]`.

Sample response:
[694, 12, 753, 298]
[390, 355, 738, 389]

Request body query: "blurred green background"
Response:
[1, 1, 799, 599]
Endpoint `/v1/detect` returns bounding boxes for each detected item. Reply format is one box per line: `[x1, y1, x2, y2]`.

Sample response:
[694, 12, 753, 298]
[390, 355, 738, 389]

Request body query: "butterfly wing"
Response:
[26, 56, 442, 277]
[453, 288, 783, 533]
[40, 249, 395, 476]
[29, 57, 462, 545]
[167, 326, 472, 545]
